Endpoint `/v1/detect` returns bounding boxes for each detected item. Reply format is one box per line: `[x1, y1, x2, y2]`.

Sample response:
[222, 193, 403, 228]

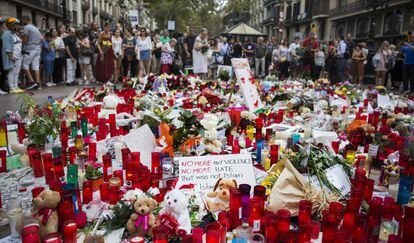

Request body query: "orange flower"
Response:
[157, 122, 174, 157]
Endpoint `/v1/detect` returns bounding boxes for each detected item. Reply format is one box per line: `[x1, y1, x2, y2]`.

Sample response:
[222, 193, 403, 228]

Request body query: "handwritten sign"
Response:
[176, 153, 256, 191]
[231, 58, 263, 112]
[124, 124, 157, 168]
[325, 164, 351, 196]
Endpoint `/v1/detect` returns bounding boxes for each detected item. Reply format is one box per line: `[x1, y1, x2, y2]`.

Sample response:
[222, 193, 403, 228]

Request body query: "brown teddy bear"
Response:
[126, 197, 158, 236]
[206, 178, 237, 212]
[32, 189, 61, 239]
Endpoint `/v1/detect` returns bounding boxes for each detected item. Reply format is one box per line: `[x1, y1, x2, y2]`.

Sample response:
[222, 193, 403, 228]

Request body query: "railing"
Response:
[262, 16, 276, 25]
[264, 0, 276, 6]
[329, 0, 405, 17]
[12, 0, 64, 16]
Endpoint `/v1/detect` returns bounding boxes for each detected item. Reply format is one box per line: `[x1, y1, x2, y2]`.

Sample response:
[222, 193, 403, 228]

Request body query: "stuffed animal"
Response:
[98, 95, 118, 119]
[160, 189, 191, 234]
[206, 178, 238, 212]
[32, 189, 61, 239]
[200, 114, 222, 154]
[126, 197, 158, 235]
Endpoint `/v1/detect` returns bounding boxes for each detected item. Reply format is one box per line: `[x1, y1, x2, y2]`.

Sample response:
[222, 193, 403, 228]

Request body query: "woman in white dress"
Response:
[111, 29, 123, 83]
[192, 28, 209, 78]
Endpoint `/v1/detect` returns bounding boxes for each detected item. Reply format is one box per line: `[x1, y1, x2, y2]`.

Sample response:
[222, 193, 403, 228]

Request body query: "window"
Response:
[338, 0, 347, 7]
[16, 6, 22, 20]
[383, 10, 402, 35]
[336, 22, 345, 38]
[356, 17, 369, 38]
[73, 10, 77, 25]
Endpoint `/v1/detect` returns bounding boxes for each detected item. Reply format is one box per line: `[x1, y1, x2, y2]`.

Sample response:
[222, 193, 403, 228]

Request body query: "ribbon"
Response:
[134, 214, 149, 232]
[38, 208, 53, 225]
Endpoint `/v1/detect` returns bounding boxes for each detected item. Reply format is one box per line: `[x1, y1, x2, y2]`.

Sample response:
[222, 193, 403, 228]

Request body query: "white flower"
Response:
[122, 188, 145, 203]
[200, 114, 219, 130]
[241, 111, 257, 121]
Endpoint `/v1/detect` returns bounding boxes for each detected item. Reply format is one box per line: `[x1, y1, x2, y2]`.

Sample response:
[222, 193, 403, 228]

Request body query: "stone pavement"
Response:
[0, 84, 98, 119]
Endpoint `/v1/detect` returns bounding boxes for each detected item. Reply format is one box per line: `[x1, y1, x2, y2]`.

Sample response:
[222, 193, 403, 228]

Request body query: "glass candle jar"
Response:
[239, 184, 251, 220]
[264, 214, 278, 242]
[322, 214, 338, 243]
[113, 170, 124, 186]
[298, 223, 311, 243]
[397, 173, 413, 205]
[99, 182, 109, 202]
[68, 146, 77, 165]
[21, 224, 40, 243]
[43, 233, 62, 243]
[277, 209, 291, 241]
[248, 197, 263, 233]
[42, 153, 54, 184]
[88, 142, 97, 162]
[7, 197, 23, 238]
[191, 227, 204, 243]
[17, 122, 26, 143]
[28, 148, 43, 177]
[152, 226, 168, 243]
[108, 184, 119, 204]
[229, 188, 242, 230]
[0, 150, 6, 173]
[62, 220, 77, 243]
[102, 154, 113, 181]
[58, 190, 75, 225]
[328, 202, 343, 223]
[253, 185, 266, 209]
[151, 152, 161, 174]
[82, 181, 93, 204]
[342, 197, 359, 232]
[206, 222, 222, 243]
[298, 200, 312, 226]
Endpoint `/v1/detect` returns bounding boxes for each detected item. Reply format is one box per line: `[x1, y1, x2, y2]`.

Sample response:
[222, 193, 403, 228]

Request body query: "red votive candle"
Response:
[205, 222, 222, 243]
[342, 197, 359, 232]
[99, 182, 109, 202]
[151, 152, 161, 174]
[108, 184, 119, 204]
[82, 181, 93, 204]
[42, 153, 54, 184]
[102, 154, 112, 181]
[229, 188, 242, 230]
[270, 144, 279, 165]
[322, 214, 338, 243]
[121, 147, 130, 169]
[298, 200, 313, 226]
[191, 227, 204, 243]
[232, 139, 240, 154]
[21, 224, 40, 243]
[264, 214, 278, 242]
[62, 220, 77, 243]
[113, 170, 124, 186]
[68, 146, 76, 165]
[0, 150, 6, 173]
[331, 140, 339, 154]
[310, 220, 320, 239]
[329, 201, 344, 222]
[277, 209, 291, 241]
[152, 226, 168, 243]
[298, 223, 311, 243]
[42, 233, 62, 243]
[248, 197, 263, 233]
[29, 149, 43, 177]
[88, 142, 97, 162]
[17, 122, 26, 143]
[363, 178, 375, 202]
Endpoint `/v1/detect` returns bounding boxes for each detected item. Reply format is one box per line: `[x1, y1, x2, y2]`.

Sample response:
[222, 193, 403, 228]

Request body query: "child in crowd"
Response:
[42, 32, 56, 87]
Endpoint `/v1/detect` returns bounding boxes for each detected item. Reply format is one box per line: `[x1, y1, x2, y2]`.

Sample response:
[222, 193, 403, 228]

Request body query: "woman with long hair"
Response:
[352, 43, 366, 85]
[122, 29, 137, 77]
[51, 28, 65, 84]
[111, 29, 123, 83]
[135, 27, 152, 77]
[94, 22, 114, 84]
[375, 41, 391, 86]
[151, 34, 162, 74]
[78, 31, 92, 84]
[277, 39, 290, 79]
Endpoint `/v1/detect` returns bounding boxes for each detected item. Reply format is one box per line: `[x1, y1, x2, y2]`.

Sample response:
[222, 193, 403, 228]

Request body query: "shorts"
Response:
[140, 50, 150, 61]
[22, 49, 41, 71]
[43, 60, 54, 76]
[78, 55, 91, 65]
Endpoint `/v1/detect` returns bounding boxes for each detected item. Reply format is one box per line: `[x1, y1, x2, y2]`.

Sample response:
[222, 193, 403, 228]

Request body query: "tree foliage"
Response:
[225, 0, 252, 14]
[146, 0, 221, 35]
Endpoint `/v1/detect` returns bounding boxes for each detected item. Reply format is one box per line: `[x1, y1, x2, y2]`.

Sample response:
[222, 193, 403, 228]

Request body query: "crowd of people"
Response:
[0, 15, 414, 95]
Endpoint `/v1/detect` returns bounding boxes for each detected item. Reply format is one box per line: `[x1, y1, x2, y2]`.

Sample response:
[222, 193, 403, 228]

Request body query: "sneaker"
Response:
[14, 88, 25, 93]
[106, 81, 114, 86]
[46, 82, 54, 87]
[50, 82, 57, 86]
[26, 83, 38, 90]
[66, 82, 75, 86]
[84, 81, 90, 85]
[0, 89, 9, 95]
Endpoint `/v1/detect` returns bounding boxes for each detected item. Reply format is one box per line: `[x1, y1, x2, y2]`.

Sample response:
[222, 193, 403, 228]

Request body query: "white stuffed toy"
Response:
[160, 189, 191, 234]
[200, 114, 222, 154]
[98, 95, 119, 119]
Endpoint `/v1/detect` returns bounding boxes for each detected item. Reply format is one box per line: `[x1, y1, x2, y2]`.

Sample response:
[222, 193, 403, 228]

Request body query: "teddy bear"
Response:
[159, 188, 191, 234]
[206, 178, 238, 212]
[32, 189, 61, 239]
[98, 95, 119, 119]
[200, 114, 223, 154]
[126, 197, 158, 236]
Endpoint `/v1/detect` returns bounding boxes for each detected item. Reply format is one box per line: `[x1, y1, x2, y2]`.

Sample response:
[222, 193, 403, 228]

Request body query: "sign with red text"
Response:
[176, 153, 256, 191]
[231, 58, 263, 112]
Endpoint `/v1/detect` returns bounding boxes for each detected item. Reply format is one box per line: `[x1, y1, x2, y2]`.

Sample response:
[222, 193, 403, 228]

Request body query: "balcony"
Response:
[11, 0, 64, 17]
[82, 0, 90, 10]
[92, 6, 98, 15]
[330, 0, 405, 17]
[264, 0, 276, 6]
[312, 0, 329, 18]
[100, 10, 110, 20]
[262, 16, 276, 25]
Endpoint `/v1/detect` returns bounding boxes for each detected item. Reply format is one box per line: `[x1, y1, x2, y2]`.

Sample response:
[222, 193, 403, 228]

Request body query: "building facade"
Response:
[247, 0, 413, 44]
[0, 0, 135, 30]
[249, 0, 265, 33]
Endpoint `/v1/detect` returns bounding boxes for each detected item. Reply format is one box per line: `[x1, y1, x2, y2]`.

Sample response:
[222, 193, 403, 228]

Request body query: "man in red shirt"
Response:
[302, 32, 319, 79]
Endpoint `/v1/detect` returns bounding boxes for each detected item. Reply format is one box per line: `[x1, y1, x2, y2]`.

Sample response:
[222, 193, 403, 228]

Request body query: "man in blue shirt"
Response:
[402, 33, 414, 94]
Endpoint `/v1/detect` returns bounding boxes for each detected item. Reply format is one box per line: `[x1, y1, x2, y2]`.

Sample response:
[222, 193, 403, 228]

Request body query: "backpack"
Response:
[344, 45, 352, 59]
[384, 53, 394, 70]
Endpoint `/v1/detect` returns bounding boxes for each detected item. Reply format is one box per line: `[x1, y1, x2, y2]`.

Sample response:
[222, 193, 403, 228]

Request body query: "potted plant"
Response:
[218, 69, 230, 82]
[85, 163, 104, 191]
